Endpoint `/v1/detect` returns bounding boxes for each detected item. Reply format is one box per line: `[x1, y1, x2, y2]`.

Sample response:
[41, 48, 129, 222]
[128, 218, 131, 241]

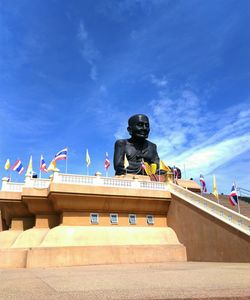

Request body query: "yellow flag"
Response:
[4, 159, 10, 170]
[26, 155, 33, 176]
[86, 149, 91, 167]
[213, 175, 219, 200]
[159, 160, 171, 172]
[124, 154, 129, 169]
[144, 162, 157, 175]
[48, 159, 57, 172]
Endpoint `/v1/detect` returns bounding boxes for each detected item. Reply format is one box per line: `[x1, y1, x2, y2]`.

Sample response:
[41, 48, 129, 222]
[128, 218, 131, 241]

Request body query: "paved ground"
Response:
[0, 262, 250, 299]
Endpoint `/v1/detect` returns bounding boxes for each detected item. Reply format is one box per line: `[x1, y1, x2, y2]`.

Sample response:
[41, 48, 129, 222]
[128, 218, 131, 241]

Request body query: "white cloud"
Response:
[150, 74, 168, 87]
[90, 64, 97, 81]
[99, 84, 107, 94]
[145, 80, 250, 192]
[77, 21, 100, 81]
[175, 134, 250, 175]
[98, 0, 165, 21]
[78, 21, 88, 40]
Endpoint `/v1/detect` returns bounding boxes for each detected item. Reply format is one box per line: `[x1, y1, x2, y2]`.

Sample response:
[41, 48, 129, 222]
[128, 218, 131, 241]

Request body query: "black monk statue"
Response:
[113, 114, 160, 175]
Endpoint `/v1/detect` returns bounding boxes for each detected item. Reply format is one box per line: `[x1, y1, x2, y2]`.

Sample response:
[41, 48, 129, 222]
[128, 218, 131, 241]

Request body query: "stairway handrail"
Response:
[238, 187, 250, 193]
[166, 181, 250, 236]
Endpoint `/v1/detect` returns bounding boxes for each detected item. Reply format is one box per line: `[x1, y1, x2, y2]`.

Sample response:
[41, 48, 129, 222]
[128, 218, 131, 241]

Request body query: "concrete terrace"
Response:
[0, 262, 250, 300]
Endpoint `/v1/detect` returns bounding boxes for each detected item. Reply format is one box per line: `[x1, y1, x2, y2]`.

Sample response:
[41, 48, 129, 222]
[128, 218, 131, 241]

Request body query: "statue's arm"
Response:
[152, 143, 160, 167]
[114, 140, 126, 174]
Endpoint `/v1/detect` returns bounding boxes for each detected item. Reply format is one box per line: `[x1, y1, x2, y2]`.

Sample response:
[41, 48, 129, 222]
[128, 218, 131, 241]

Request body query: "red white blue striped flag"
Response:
[40, 155, 48, 173]
[200, 174, 207, 192]
[12, 160, 24, 174]
[104, 152, 110, 170]
[54, 148, 68, 161]
[141, 159, 146, 171]
[173, 165, 178, 179]
[229, 183, 238, 206]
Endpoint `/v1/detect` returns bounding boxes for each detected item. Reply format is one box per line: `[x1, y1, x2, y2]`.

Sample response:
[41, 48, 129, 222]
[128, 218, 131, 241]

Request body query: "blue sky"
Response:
[0, 0, 249, 194]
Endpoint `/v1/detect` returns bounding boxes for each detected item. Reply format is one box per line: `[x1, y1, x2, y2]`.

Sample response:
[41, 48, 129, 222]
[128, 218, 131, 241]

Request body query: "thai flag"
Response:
[173, 165, 178, 178]
[141, 159, 146, 170]
[12, 160, 24, 174]
[40, 155, 48, 173]
[200, 174, 207, 192]
[104, 152, 111, 170]
[54, 148, 68, 161]
[229, 183, 238, 206]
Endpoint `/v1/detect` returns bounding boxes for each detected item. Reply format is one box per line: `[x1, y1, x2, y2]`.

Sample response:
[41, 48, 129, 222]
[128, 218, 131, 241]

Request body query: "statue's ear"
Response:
[127, 126, 132, 136]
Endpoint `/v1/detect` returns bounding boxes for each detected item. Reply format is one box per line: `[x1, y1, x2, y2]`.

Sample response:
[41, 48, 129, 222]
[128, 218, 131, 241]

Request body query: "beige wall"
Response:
[62, 212, 167, 227]
[0, 210, 3, 231]
[0, 244, 186, 268]
[0, 191, 34, 230]
[1, 180, 249, 264]
[0, 184, 170, 230]
[11, 218, 35, 230]
[35, 215, 60, 228]
[167, 195, 250, 262]
[50, 194, 170, 214]
[26, 245, 186, 268]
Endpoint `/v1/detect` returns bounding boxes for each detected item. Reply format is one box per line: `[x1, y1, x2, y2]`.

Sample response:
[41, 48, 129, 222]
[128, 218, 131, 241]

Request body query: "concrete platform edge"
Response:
[0, 244, 187, 268]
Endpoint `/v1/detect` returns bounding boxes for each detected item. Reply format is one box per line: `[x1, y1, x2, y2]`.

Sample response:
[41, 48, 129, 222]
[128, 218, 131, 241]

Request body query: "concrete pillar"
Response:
[1, 177, 9, 191]
[24, 174, 32, 187]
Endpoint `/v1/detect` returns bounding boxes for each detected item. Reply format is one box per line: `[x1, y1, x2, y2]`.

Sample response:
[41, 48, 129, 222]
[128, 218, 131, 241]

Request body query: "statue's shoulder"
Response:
[115, 139, 128, 146]
[146, 140, 157, 148]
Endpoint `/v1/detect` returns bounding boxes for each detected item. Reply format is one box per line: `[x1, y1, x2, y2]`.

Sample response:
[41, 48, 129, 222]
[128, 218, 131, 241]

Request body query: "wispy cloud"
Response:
[98, 0, 167, 21]
[146, 79, 250, 183]
[175, 134, 250, 175]
[150, 74, 168, 87]
[77, 20, 100, 81]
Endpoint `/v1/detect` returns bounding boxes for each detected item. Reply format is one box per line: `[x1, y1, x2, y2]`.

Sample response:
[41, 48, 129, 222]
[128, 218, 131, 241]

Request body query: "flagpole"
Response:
[183, 163, 186, 179]
[158, 160, 160, 182]
[65, 146, 68, 174]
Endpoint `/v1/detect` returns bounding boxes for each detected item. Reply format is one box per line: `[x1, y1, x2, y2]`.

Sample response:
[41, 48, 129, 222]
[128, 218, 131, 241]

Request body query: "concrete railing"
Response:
[28, 178, 51, 189]
[53, 172, 167, 191]
[1, 180, 24, 192]
[1, 176, 50, 192]
[167, 181, 250, 236]
[1, 173, 167, 192]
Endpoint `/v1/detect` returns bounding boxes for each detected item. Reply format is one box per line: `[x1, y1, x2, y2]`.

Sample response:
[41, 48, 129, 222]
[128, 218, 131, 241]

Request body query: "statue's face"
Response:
[128, 115, 150, 139]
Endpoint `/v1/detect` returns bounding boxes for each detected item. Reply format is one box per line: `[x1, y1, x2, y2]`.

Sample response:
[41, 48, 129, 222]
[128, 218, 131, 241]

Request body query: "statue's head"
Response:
[127, 114, 150, 140]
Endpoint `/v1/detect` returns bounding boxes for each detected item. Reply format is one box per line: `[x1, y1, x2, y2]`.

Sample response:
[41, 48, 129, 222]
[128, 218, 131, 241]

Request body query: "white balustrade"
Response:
[103, 178, 132, 188]
[31, 178, 50, 189]
[166, 181, 250, 236]
[54, 173, 167, 191]
[1, 173, 167, 192]
[55, 173, 94, 185]
[139, 181, 166, 190]
[1, 182, 24, 192]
